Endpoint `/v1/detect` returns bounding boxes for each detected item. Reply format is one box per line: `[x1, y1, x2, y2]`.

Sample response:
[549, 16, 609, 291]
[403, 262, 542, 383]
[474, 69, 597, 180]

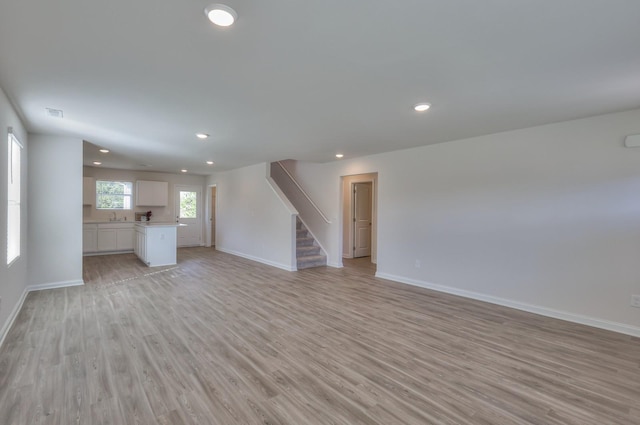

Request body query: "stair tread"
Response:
[297, 245, 320, 252]
[294, 217, 325, 269]
[297, 254, 326, 261]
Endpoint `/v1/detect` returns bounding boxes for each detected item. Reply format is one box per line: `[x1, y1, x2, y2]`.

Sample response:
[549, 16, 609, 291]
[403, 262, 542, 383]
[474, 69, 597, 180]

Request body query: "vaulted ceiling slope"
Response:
[1, 1, 640, 174]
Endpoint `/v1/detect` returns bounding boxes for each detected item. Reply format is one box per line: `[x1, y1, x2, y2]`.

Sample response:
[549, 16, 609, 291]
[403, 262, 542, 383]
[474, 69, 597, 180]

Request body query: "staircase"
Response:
[296, 217, 327, 269]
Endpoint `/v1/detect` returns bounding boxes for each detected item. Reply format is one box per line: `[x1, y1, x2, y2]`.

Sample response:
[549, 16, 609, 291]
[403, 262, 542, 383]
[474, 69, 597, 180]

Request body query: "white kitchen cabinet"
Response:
[116, 227, 134, 250]
[83, 224, 98, 253]
[84, 222, 135, 254]
[136, 180, 168, 206]
[134, 226, 146, 261]
[83, 177, 95, 205]
[135, 223, 182, 266]
[97, 228, 117, 251]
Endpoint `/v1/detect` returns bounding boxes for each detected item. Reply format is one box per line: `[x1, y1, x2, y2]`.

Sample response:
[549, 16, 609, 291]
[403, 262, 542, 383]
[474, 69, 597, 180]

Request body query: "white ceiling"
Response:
[1, 1, 640, 175]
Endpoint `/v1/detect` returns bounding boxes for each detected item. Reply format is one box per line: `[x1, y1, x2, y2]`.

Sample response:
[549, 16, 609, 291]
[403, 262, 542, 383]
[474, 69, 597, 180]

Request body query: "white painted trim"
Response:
[0, 287, 29, 349]
[83, 250, 133, 256]
[0, 279, 85, 349]
[216, 247, 297, 272]
[27, 279, 85, 292]
[375, 272, 640, 338]
[327, 261, 343, 268]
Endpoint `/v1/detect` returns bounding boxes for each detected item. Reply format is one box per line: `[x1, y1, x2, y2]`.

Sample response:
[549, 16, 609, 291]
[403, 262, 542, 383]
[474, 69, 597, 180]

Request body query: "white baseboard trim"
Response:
[327, 261, 343, 268]
[216, 247, 296, 272]
[83, 250, 133, 257]
[0, 279, 85, 349]
[375, 272, 640, 338]
[27, 279, 84, 292]
[0, 287, 29, 349]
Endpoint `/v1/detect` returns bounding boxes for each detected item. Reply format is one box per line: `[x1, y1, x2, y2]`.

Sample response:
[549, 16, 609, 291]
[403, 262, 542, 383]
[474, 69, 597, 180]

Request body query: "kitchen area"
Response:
[83, 165, 207, 267]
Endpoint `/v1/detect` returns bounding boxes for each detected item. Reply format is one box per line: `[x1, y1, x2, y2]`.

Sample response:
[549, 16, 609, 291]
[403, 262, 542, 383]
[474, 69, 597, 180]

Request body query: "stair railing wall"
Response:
[265, 171, 299, 270]
[270, 161, 331, 256]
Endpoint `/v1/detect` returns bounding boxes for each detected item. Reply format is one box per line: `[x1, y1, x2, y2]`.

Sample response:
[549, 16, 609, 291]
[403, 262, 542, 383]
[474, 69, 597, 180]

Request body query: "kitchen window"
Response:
[7, 128, 22, 265]
[96, 180, 133, 210]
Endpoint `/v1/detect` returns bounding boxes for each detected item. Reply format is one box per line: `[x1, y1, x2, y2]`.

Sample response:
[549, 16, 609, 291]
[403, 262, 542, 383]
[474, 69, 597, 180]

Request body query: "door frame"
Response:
[205, 184, 217, 247]
[352, 181, 373, 258]
[341, 173, 378, 263]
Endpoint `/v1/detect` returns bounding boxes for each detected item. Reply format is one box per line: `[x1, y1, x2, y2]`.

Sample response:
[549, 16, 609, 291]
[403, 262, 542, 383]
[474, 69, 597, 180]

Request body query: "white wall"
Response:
[208, 163, 297, 271]
[283, 109, 640, 336]
[83, 167, 206, 224]
[0, 87, 29, 343]
[28, 135, 84, 287]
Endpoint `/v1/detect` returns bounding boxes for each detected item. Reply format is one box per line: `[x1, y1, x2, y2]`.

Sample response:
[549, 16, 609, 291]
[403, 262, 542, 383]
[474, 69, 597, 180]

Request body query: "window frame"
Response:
[7, 128, 22, 266]
[95, 180, 134, 210]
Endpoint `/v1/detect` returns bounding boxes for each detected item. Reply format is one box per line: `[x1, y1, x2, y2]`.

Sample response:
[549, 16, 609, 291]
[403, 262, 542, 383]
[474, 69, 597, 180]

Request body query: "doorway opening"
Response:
[341, 173, 377, 270]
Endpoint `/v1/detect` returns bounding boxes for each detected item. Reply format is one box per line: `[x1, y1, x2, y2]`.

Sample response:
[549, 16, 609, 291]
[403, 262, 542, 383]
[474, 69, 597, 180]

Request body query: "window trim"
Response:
[7, 127, 23, 266]
[95, 180, 133, 210]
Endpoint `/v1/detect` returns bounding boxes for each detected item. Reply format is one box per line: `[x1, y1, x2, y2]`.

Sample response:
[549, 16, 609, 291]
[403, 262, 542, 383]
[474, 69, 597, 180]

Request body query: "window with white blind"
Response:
[7, 128, 22, 265]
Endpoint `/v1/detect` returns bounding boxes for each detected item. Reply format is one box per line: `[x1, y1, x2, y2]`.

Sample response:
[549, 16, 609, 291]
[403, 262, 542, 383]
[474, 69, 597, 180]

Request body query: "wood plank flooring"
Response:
[0, 247, 639, 424]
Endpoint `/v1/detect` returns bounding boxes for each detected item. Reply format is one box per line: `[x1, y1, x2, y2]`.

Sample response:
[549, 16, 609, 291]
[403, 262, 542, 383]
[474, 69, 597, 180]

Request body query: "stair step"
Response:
[297, 245, 320, 256]
[297, 254, 327, 269]
[296, 237, 314, 247]
[296, 228, 308, 237]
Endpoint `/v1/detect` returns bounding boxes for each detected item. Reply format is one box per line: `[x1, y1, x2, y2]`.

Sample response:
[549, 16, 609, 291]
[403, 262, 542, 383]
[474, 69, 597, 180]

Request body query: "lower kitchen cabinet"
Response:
[83, 225, 98, 253]
[83, 222, 135, 254]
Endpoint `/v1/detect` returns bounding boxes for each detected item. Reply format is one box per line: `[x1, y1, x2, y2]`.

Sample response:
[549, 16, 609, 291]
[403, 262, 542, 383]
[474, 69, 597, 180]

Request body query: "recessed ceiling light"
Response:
[414, 103, 431, 112]
[196, 133, 209, 139]
[181, 169, 188, 173]
[99, 149, 109, 153]
[93, 161, 102, 165]
[206, 161, 214, 165]
[204, 4, 237, 27]
[335, 154, 344, 159]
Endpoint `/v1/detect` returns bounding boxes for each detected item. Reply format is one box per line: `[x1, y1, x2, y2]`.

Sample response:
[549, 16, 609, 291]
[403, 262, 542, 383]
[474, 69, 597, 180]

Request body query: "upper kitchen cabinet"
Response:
[83, 177, 95, 205]
[136, 180, 168, 206]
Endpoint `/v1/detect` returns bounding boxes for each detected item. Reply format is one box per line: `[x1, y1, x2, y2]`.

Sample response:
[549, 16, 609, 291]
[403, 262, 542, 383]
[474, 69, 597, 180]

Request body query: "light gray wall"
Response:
[83, 166, 207, 224]
[208, 163, 297, 271]
[0, 87, 29, 341]
[28, 135, 83, 287]
[283, 109, 640, 335]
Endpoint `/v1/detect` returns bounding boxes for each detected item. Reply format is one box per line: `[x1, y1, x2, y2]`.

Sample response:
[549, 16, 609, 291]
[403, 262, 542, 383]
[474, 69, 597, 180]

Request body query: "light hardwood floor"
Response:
[0, 247, 638, 424]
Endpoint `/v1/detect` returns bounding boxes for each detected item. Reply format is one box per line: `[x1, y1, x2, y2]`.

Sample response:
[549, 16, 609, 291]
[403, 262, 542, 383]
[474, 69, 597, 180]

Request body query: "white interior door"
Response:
[175, 185, 202, 247]
[353, 182, 372, 258]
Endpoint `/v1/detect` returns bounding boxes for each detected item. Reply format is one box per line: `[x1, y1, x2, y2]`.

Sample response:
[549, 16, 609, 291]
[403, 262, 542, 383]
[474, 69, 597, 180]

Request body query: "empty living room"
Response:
[1, 1, 639, 424]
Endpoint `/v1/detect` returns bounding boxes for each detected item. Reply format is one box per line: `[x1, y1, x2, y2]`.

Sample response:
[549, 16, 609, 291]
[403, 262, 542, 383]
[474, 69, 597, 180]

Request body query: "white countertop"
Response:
[134, 222, 187, 227]
[84, 220, 130, 223]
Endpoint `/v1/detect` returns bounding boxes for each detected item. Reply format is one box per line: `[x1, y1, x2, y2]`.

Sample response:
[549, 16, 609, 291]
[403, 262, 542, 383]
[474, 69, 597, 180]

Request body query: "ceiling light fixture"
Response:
[206, 161, 214, 165]
[335, 154, 344, 159]
[196, 133, 209, 139]
[99, 149, 109, 153]
[181, 169, 188, 173]
[414, 103, 431, 112]
[204, 4, 238, 27]
[93, 161, 102, 165]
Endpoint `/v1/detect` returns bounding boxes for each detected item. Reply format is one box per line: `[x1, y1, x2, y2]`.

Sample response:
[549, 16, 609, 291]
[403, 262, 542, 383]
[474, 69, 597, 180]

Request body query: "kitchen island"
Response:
[134, 222, 186, 267]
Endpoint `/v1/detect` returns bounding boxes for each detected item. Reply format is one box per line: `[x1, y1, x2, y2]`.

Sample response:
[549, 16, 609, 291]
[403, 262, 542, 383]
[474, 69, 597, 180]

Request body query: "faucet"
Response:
[111, 212, 117, 221]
